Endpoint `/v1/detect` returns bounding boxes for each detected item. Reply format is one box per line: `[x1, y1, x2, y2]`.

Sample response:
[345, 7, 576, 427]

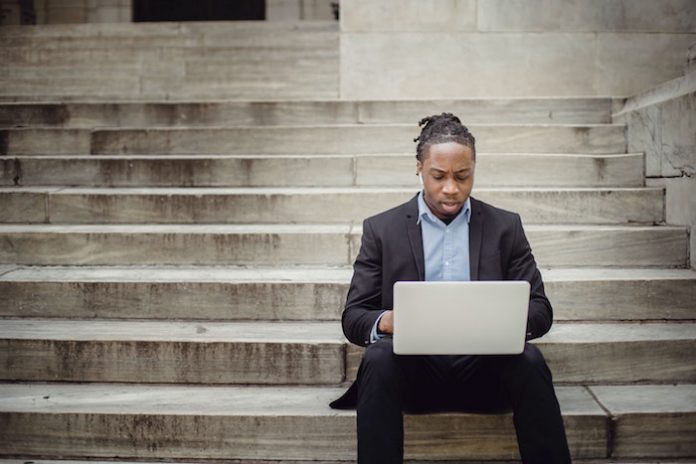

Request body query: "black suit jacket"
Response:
[330, 194, 553, 409]
[341, 194, 553, 348]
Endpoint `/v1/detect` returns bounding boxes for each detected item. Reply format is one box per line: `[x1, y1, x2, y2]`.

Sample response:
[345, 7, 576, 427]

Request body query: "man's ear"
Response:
[416, 161, 422, 175]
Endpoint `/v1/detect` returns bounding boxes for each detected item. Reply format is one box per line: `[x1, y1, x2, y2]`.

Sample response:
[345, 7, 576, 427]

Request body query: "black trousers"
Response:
[356, 338, 572, 464]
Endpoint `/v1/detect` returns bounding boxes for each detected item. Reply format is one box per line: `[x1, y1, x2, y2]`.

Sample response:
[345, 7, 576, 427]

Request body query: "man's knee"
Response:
[504, 343, 553, 382]
[362, 338, 396, 370]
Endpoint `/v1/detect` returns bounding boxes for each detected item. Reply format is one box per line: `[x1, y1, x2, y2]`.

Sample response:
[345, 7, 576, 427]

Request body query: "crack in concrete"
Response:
[584, 385, 615, 459]
[12, 157, 21, 186]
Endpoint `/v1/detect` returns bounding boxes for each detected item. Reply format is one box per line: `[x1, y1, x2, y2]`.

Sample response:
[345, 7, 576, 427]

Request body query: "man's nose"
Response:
[442, 177, 458, 194]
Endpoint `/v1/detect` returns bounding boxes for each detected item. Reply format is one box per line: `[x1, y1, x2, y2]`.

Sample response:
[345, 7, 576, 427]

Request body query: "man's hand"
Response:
[378, 310, 394, 334]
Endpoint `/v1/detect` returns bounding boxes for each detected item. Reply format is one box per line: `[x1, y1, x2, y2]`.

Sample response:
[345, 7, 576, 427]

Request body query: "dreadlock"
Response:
[413, 112, 476, 162]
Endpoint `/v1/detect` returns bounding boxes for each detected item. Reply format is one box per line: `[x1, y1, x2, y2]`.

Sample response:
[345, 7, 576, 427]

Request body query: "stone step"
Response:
[1, 320, 695, 384]
[0, 21, 339, 39]
[588, 385, 696, 459]
[1, 459, 694, 464]
[1, 266, 694, 322]
[0, 187, 661, 224]
[0, 98, 613, 128]
[0, 124, 626, 155]
[0, 31, 339, 49]
[0, 224, 686, 267]
[344, 322, 696, 384]
[0, 80, 340, 102]
[0, 383, 610, 460]
[0, 320, 345, 384]
[1, 46, 339, 67]
[0, 88, 342, 103]
[3, 153, 644, 188]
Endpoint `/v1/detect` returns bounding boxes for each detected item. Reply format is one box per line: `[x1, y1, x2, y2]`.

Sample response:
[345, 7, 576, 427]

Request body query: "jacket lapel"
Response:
[404, 195, 425, 280]
[469, 197, 483, 281]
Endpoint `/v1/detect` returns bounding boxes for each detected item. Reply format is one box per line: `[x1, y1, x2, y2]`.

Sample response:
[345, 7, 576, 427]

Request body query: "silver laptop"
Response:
[393, 281, 530, 355]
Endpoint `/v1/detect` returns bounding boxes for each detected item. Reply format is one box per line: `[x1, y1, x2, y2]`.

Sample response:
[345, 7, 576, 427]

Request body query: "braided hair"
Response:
[413, 113, 476, 162]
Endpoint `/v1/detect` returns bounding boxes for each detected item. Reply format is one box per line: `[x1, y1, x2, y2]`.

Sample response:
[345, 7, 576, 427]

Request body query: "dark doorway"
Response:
[133, 0, 265, 22]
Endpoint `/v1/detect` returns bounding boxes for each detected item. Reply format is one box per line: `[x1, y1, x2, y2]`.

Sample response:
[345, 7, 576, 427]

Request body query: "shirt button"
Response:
[445, 261, 450, 266]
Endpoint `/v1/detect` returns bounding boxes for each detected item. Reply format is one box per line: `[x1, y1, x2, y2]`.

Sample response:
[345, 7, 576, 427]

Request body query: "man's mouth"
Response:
[440, 201, 461, 213]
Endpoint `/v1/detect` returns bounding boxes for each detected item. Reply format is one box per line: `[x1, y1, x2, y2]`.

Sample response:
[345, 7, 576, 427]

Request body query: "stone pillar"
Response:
[267, 0, 337, 21]
[339, 0, 696, 99]
[615, 47, 696, 268]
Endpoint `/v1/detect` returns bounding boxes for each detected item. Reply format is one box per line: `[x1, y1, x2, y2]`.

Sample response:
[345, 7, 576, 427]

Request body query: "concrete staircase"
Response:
[1, 21, 696, 463]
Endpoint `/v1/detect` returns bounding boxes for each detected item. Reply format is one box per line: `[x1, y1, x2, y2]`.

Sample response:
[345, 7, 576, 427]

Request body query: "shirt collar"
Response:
[417, 190, 471, 225]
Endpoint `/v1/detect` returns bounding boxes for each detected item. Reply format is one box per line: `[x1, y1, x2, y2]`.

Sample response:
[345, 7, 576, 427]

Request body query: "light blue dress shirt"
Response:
[370, 191, 472, 342]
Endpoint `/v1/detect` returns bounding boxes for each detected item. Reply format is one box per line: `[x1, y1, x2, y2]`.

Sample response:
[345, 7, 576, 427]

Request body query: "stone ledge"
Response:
[0, 383, 606, 460]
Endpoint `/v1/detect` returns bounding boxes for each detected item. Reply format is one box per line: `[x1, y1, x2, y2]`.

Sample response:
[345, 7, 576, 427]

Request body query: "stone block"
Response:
[266, 0, 301, 21]
[340, 32, 696, 98]
[0, 157, 16, 186]
[477, 0, 696, 33]
[544, 268, 696, 321]
[86, 6, 127, 23]
[0, 188, 50, 223]
[0, 76, 141, 102]
[45, 5, 88, 24]
[538, 323, 696, 383]
[341, 0, 477, 32]
[0, 224, 354, 266]
[341, 32, 593, 99]
[590, 385, 696, 458]
[0, 320, 346, 384]
[0, 129, 90, 156]
[627, 104, 667, 177]
[17, 155, 356, 187]
[660, 92, 696, 176]
[0, 278, 347, 321]
[595, 34, 696, 97]
[519, 225, 687, 267]
[665, 176, 696, 226]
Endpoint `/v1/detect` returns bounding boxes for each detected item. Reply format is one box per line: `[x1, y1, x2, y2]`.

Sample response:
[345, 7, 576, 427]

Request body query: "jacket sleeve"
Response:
[506, 214, 553, 340]
[341, 218, 384, 347]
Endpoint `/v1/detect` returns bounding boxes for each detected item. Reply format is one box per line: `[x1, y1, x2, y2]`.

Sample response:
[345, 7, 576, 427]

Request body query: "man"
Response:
[330, 113, 572, 463]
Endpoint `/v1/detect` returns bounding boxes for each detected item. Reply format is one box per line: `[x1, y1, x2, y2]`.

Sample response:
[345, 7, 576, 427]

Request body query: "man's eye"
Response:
[433, 176, 444, 181]
[456, 176, 469, 182]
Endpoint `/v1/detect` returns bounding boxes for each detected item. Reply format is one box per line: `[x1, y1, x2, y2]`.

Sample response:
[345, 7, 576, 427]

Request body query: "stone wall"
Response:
[615, 52, 696, 268]
[340, 0, 696, 98]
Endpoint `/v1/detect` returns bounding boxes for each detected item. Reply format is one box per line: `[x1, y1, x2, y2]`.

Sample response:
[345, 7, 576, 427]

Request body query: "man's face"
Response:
[417, 142, 475, 221]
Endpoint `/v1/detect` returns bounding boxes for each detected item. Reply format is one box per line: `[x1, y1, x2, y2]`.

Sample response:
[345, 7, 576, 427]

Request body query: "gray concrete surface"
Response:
[0, 383, 605, 460]
[590, 385, 696, 458]
[0, 98, 615, 128]
[2, 266, 693, 321]
[0, 186, 661, 225]
[8, 153, 644, 188]
[0, 224, 687, 267]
